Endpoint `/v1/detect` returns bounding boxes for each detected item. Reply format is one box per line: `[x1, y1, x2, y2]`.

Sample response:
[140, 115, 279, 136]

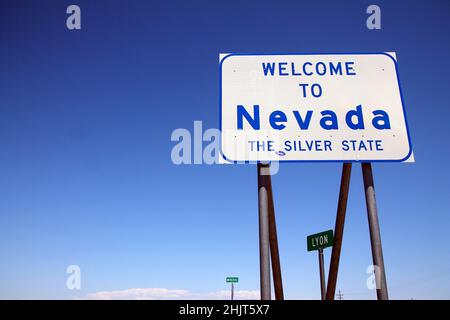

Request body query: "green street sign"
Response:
[307, 230, 334, 251]
[226, 277, 239, 283]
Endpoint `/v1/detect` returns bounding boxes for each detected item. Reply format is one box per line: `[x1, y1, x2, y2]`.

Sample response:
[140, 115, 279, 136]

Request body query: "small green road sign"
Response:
[226, 277, 239, 283]
[307, 230, 334, 251]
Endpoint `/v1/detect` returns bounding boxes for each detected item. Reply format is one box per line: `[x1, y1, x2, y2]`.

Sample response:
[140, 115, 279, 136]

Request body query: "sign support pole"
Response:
[326, 163, 352, 300]
[257, 163, 271, 300]
[231, 283, 234, 300]
[318, 248, 326, 300]
[266, 164, 284, 300]
[362, 162, 389, 300]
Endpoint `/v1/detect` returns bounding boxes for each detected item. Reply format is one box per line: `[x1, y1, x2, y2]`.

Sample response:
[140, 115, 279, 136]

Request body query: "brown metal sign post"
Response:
[326, 162, 389, 300]
[257, 163, 271, 300]
[326, 163, 352, 300]
[362, 163, 389, 300]
[257, 162, 284, 300]
[231, 283, 234, 300]
[307, 230, 333, 299]
[266, 164, 284, 300]
[318, 249, 326, 300]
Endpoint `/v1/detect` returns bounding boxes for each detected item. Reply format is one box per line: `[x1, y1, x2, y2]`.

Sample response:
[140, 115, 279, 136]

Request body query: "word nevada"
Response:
[237, 104, 390, 131]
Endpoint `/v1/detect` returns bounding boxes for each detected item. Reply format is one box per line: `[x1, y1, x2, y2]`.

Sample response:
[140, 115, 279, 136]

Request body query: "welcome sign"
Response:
[219, 53, 413, 162]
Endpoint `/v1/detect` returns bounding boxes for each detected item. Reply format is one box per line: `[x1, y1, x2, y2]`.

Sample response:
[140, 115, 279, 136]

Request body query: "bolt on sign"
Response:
[307, 230, 334, 251]
[219, 53, 413, 162]
[226, 277, 239, 283]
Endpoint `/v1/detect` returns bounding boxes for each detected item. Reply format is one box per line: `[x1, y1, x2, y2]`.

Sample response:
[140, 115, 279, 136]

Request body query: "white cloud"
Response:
[195, 290, 260, 300]
[83, 288, 259, 300]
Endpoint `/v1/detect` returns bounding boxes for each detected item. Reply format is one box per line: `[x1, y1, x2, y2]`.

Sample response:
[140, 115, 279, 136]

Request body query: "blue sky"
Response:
[0, 0, 450, 299]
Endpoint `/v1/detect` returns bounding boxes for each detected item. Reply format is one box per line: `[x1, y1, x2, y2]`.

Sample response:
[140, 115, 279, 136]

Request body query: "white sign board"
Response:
[220, 53, 413, 162]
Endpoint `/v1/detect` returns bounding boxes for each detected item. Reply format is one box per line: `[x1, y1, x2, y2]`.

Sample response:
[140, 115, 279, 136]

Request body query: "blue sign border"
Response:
[219, 52, 413, 163]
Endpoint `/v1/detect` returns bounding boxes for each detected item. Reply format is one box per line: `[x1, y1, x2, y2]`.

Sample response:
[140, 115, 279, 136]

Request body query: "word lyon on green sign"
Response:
[307, 230, 334, 251]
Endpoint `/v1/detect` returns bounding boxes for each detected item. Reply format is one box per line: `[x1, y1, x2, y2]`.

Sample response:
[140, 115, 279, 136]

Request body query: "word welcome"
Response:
[262, 61, 356, 77]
